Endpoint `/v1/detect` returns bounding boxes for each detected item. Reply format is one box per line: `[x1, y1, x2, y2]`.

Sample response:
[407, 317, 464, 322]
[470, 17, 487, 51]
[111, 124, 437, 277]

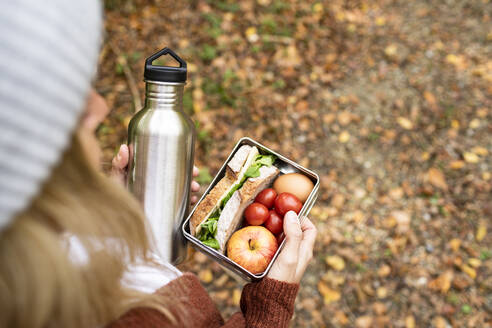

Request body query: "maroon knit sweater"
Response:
[108, 272, 299, 328]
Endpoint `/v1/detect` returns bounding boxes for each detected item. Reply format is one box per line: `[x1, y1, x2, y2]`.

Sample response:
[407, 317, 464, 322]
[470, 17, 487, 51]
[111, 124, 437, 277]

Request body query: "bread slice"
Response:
[217, 165, 280, 253]
[190, 145, 258, 235]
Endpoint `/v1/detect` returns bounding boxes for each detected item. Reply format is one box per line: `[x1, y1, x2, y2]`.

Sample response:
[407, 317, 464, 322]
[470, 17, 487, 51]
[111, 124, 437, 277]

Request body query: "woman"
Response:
[0, 1, 316, 328]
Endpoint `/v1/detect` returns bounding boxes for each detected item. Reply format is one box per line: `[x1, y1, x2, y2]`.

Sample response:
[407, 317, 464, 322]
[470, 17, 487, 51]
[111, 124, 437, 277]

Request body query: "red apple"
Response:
[227, 226, 278, 274]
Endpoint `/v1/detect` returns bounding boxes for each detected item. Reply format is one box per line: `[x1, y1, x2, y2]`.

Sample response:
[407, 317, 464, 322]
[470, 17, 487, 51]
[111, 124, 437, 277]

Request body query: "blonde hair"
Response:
[0, 132, 178, 327]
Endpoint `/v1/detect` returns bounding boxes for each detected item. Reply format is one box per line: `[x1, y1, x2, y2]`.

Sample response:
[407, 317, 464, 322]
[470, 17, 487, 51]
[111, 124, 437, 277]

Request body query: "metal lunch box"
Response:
[182, 137, 320, 281]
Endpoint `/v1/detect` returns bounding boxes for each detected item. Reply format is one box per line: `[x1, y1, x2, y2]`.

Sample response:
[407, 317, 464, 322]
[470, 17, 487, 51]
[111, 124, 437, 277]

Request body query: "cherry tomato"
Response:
[255, 188, 277, 209]
[274, 193, 302, 216]
[265, 210, 283, 235]
[244, 202, 269, 226]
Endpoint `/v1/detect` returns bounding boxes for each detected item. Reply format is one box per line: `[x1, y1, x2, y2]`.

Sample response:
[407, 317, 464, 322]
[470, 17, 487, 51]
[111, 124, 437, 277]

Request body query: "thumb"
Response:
[280, 211, 302, 257]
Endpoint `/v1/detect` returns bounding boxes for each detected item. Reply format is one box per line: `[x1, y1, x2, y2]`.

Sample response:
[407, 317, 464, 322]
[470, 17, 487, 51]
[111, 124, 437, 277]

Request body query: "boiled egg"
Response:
[273, 173, 314, 203]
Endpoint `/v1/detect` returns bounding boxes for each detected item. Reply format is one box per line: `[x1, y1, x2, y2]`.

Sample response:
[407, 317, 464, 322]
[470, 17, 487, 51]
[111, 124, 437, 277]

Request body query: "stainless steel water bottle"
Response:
[127, 48, 195, 264]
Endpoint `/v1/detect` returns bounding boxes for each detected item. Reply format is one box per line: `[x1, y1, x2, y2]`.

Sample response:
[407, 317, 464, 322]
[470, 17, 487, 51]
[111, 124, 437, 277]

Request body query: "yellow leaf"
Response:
[427, 168, 448, 190]
[451, 119, 460, 129]
[375, 17, 386, 26]
[384, 44, 397, 57]
[245, 27, 259, 42]
[427, 270, 453, 293]
[461, 265, 476, 279]
[468, 258, 481, 268]
[312, 2, 323, 13]
[450, 160, 465, 169]
[376, 286, 388, 299]
[464, 152, 480, 163]
[325, 255, 345, 271]
[232, 288, 241, 306]
[405, 315, 416, 328]
[397, 117, 414, 130]
[476, 223, 486, 241]
[449, 238, 461, 252]
[318, 281, 341, 304]
[338, 131, 350, 143]
[198, 269, 213, 283]
[483, 172, 491, 181]
[472, 146, 488, 156]
[469, 118, 480, 129]
[421, 152, 430, 161]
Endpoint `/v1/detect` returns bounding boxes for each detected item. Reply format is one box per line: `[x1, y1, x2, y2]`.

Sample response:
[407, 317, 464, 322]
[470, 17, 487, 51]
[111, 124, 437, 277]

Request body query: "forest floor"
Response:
[97, 0, 491, 327]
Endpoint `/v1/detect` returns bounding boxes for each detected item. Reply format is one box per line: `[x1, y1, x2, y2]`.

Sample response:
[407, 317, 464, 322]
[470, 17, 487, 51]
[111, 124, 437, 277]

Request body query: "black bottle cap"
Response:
[144, 47, 187, 83]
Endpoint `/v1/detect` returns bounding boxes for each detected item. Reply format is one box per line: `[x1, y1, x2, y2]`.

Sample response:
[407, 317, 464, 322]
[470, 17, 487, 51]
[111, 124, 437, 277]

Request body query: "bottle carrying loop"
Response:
[144, 47, 187, 83]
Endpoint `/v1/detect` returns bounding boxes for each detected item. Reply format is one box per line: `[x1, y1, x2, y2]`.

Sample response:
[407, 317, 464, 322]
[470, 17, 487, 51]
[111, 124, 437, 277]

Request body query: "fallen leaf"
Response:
[338, 130, 350, 143]
[355, 315, 373, 328]
[232, 288, 241, 306]
[245, 27, 259, 42]
[461, 265, 476, 279]
[378, 264, 391, 277]
[331, 193, 345, 209]
[428, 270, 453, 293]
[449, 238, 461, 252]
[376, 286, 388, 298]
[384, 44, 397, 57]
[312, 2, 323, 13]
[389, 210, 411, 234]
[337, 111, 352, 126]
[483, 172, 491, 181]
[389, 187, 404, 199]
[405, 315, 416, 328]
[334, 311, 349, 325]
[375, 16, 386, 26]
[476, 222, 487, 241]
[469, 118, 480, 129]
[373, 302, 387, 315]
[397, 117, 413, 130]
[471, 146, 488, 156]
[449, 160, 465, 169]
[427, 168, 448, 190]
[464, 152, 479, 163]
[325, 255, 345, 271]
[318, 281, 341, 304]
[198, 269, 213, 283]
[423, 91, 438, 111]
[468, 258, 481, 268]
[433, 316, 448, 328]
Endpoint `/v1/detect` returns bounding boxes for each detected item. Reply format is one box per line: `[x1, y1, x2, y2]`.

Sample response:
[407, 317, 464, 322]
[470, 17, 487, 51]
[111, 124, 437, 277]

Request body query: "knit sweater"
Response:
[108, 273, 299, 328]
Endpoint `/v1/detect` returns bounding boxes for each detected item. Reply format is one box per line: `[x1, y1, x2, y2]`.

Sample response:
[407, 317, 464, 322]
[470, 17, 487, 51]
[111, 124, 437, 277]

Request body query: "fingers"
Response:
[193, 166, 199, 177]
[295, 218, 317, 281]
[191, 195, 198, 204]
[112, 144, 129, 169]
[191, 181, 200, 192]
[282, 211, 303, 255]
[110, 144, 129, 185]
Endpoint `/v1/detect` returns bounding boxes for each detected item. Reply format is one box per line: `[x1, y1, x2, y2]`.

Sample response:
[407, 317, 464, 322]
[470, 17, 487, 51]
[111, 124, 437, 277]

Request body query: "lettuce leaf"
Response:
[197, 216, 220, 250]
[202, 238, 220, 249]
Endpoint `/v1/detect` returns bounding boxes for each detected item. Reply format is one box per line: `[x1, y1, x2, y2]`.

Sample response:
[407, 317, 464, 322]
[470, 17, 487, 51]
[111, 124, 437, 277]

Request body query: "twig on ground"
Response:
[108, 40, 142, 113]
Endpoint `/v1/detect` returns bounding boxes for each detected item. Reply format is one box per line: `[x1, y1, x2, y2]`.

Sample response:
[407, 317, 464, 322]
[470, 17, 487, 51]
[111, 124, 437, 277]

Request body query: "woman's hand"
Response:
[110, 144, 201, 204]
[267, 211, 317, 283]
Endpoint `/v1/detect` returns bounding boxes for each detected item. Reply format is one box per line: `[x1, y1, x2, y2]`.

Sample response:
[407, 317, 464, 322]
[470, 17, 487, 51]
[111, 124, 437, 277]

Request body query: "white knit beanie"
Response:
[0, 0, 102, 230]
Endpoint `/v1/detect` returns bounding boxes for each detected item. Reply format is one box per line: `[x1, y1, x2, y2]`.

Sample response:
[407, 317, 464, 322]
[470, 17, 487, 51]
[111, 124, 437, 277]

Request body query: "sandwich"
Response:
[190, 145, 279, 253]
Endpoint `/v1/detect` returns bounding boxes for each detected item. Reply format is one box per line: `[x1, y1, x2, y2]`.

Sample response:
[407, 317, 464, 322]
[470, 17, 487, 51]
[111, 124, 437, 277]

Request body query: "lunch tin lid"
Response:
[144, 47, 187, 83]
